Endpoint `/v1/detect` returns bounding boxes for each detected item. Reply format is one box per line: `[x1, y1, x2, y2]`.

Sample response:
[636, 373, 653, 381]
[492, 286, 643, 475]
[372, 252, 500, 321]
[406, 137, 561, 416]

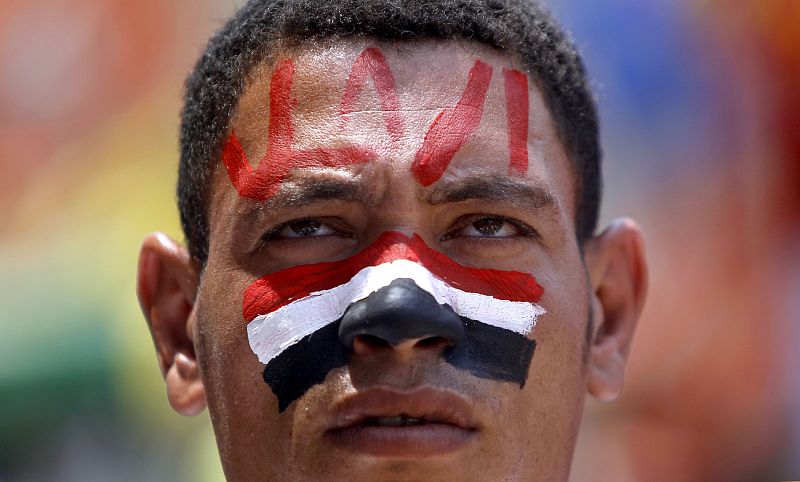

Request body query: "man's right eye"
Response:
[273, 219, 336, 239]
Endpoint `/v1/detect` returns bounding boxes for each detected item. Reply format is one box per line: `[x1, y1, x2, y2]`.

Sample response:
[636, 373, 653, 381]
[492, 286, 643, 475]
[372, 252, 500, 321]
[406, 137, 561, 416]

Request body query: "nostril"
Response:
[338, 279, 466, 353]
[413, 336, 451, 351]
[352, 334, 392, 354]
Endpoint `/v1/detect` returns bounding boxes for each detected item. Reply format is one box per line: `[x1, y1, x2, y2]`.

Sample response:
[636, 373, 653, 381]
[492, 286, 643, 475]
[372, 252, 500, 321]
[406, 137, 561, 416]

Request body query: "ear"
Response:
[136, 232, 206, 416]
[583, 218, 648, 401]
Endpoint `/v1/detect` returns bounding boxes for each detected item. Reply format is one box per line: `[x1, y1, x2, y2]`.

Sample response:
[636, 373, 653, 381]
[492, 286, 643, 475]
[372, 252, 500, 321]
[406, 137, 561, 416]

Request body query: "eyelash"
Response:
[257, 214, 538, 252]
[258, 217, 352, 246]
[442, 214, 539, 241]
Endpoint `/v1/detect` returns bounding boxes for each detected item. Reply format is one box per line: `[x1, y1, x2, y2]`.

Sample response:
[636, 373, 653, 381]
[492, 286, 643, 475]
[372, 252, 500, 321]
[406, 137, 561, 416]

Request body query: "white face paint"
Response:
[247, 259, 545, 366]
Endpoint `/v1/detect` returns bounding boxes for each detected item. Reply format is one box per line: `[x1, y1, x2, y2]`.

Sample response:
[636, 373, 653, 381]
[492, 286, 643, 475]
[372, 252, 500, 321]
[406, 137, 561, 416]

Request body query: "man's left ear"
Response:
[583, 218, 648, 401]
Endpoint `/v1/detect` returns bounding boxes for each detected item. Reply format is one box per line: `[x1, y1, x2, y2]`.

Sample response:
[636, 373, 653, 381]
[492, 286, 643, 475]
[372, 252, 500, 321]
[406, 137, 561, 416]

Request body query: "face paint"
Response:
[224, 48, 533, 201]
[339, 47, 405, 143]
[223, 48, 546, 411]
[410, 60, 493, 186]
[503, 68, 530, 175]
[222, 59, 376, 201]
[244, 232, 545, 411]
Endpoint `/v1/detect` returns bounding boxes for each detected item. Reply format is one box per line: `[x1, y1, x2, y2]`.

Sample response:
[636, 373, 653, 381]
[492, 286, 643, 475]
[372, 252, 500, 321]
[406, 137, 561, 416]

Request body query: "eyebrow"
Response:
[423, 173, 560, 214]
[242, 175, 376, 221]
[276, 176, 375, 207]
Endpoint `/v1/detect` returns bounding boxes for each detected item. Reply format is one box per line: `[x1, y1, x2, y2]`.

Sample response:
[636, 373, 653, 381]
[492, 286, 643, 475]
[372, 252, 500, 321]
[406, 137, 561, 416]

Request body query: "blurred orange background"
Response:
[0, 0, 797, 480]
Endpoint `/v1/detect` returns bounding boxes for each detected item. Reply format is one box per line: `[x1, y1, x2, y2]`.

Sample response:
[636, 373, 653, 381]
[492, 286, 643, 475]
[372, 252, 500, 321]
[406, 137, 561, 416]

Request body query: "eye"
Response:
[455, 216, 523, 238]
[253, 216, 358, 261]
[273, 219, 336, 239]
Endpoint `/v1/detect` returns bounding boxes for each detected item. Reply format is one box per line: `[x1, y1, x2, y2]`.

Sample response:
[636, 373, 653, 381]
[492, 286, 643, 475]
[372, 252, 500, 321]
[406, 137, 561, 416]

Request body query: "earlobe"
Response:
[137, 232, 206, 416]
[583, 218, 648, 402]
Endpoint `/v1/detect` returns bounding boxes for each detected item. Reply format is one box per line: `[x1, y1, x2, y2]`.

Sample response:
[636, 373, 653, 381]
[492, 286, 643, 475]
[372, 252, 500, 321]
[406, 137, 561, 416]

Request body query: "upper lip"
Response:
[327, 386, 479, 431]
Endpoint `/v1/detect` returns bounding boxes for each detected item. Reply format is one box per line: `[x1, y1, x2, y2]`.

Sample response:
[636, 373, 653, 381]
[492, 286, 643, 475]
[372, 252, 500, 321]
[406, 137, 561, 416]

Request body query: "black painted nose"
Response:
[338, 278, 465, 352]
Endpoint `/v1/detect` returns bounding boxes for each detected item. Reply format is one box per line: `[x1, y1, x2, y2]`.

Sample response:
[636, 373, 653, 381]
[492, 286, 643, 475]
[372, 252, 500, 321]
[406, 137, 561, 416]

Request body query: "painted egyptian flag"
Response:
[244, 231, 546, 411]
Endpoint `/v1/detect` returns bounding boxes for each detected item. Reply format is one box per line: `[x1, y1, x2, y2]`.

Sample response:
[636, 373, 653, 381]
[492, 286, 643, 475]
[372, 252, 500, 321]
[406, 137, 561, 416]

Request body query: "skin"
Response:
[137, 39, 648, 481]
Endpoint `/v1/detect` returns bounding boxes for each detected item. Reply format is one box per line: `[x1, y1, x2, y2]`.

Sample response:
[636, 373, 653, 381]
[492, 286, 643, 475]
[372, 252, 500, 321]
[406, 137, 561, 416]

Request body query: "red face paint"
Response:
[410, 60, 494, 186]
[222, 59, 377, 201]
[339, 47, 405, 142]
[503, 68, 529, 175]
[243, 231, 543, 322]
[224, 51, 533, 199]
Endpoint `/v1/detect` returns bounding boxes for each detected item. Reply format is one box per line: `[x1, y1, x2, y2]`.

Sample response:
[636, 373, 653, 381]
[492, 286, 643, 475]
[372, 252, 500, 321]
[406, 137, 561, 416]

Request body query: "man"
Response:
[136, 0, 648, 480]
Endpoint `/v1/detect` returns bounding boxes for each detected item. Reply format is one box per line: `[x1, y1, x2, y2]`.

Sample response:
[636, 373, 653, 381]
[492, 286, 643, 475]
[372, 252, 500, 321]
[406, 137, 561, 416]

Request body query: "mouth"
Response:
[325, 387, 479, 457]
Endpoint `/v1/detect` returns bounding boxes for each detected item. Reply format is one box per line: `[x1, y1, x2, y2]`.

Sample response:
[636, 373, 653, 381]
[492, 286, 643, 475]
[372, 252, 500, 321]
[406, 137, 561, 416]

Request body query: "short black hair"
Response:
[178, 0, 601, 265]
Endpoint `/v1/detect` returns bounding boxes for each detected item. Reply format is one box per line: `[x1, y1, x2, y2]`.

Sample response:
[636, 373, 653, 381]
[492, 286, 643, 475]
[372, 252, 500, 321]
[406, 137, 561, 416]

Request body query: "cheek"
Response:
[525, 312, 587, 396]
[194, 286, 298, 477]
[502, 255, 589, 412]
[533, 280, 590, 379]
[194, 273, 285, 427]
[492, 312, 587, 473]
[517, 270, 589, 425]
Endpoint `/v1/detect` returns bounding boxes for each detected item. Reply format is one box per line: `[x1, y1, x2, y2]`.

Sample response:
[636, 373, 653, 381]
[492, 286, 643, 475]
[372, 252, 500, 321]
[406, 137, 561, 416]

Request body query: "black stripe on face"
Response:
[444, 317, 536, 388]
[262, 312, 536, 412]
[262, 321, 347, 412]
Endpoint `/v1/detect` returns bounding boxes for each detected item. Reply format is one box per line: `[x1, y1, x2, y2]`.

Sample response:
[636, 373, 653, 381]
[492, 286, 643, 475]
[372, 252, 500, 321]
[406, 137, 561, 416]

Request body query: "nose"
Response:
[338, 278, 465, 354]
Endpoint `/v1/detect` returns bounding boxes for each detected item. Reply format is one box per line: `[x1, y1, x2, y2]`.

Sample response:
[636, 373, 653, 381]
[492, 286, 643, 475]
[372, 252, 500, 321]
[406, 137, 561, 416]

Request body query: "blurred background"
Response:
[0, 0, 797, 480]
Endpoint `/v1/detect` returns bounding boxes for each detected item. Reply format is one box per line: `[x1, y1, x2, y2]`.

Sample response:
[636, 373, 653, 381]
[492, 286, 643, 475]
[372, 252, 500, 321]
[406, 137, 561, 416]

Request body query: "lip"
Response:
[325, 387, 479, 457]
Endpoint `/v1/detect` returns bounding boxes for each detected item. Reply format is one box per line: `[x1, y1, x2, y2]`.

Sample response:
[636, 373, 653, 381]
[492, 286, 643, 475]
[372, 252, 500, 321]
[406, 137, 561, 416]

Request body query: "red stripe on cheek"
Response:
[243, 257, 363, 322]
[408, 234, 544, 303]
[243, 232, 412, 320]
[339, 47, 405, 143]
[222, 58, 376, 201]
[243, 231, 543, 321]
[411, 60, 493, 186]
[503, 68, 529, 175]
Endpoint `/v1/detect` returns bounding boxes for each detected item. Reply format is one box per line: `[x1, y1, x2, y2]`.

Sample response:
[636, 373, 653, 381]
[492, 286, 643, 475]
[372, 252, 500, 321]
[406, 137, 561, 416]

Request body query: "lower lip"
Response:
[326, 423, 477, 457]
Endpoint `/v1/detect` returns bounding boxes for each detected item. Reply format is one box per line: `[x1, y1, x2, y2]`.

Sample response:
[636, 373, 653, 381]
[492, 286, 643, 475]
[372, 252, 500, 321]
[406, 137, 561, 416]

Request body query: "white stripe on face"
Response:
[247, 259, 545, 366]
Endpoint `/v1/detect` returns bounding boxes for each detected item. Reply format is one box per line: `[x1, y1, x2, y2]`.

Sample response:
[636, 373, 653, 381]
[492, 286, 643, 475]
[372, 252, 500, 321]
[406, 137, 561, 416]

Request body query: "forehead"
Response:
[224, 37, 576, 219]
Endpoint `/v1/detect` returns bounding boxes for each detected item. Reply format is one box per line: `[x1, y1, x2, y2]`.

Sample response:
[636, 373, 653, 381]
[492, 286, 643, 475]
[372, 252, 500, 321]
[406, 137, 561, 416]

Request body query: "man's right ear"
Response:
[136, 232, 206, 416]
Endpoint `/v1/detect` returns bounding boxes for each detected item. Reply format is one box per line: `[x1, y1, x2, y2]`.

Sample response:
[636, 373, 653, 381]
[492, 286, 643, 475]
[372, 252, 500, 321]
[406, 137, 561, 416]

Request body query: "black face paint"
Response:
[262, 321, 347, 412]
[262, 279, 536, 412]
[445, 318, 536, 387]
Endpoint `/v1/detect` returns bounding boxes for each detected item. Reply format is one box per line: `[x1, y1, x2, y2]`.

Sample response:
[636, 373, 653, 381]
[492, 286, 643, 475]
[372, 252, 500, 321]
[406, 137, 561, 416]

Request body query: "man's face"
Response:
[196, 39, 592, 480]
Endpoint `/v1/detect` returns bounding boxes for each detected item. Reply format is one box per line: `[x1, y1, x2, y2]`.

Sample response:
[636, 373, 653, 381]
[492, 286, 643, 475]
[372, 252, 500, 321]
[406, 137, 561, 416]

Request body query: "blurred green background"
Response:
[0, 0, 797, 480]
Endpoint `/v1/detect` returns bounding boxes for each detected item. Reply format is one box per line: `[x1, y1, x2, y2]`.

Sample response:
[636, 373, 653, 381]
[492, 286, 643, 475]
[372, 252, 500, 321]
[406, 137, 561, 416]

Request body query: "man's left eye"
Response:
[456, 217, 521, 238]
